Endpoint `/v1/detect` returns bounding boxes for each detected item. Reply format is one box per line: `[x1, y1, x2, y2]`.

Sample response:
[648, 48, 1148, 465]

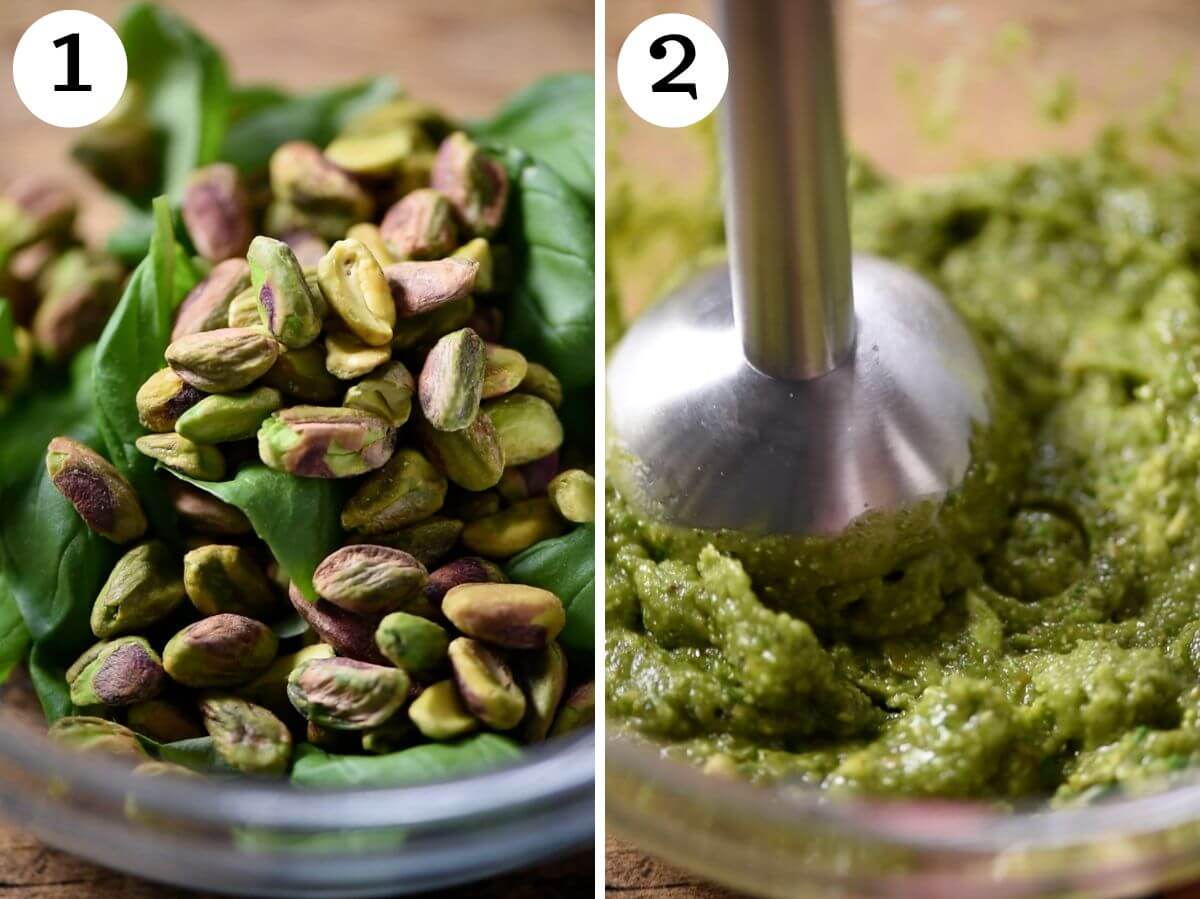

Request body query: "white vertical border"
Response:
[593, 0, 606, 892]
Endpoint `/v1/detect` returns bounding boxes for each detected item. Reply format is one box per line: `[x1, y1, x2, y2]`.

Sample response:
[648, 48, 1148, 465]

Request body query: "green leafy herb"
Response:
[472, 74, 594, 204]
[290, 734, 521, 788]
[155, 736, 235, 773]
[0, 574, 30, 686]
[168, 466, 345, 603]
[493, 146, 594, 393]
[0, 299, 15, 360]
[221, 78, 398, 174]
[0, 459, 119, 720]
[93, 198, 198, 539]
[233, 825, 408, 855]
[118, 3, 231, 202]
[506, 524, 594, 652]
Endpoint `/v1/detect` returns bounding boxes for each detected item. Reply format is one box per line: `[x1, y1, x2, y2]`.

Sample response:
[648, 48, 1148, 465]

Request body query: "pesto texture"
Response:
[607, 134, 1200, 801]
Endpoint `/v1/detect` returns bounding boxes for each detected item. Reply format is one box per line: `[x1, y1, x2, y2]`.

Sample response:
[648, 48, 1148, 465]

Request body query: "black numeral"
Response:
[52, 33, 91, 92]
[649, 34, 697, 100]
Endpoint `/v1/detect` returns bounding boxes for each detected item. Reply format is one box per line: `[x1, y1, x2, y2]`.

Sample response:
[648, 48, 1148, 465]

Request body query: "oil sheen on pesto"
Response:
[607, 135, 1200, 802]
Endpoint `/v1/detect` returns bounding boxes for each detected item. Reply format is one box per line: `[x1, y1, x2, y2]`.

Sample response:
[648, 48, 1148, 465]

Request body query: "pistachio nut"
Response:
[391, 296, 474, 351]
[518, 451, 561, 497]
[182, 163, 253, 262]
[482, 345, 528, 399]
[483, 393, 564, 466]
[264, 199, 356, 244]
[418, 327, 485, 431]
[135, 433, 226, 481]
[367, 516, 464, 568]
[163, 613, 279, 688]
[497, 468, 529, 505]
[268, 141, 372, 223]
[257, 405, 396, 478]
[452, 238, 494, 293]
[460, 497, 565, 559]
[175, 386, 283, 444]
[184, 544, 278, 618]
[312, 545, 428, 615]
[33, 250, 123, 362]
[49, 716, 149, 762]
[520, 642, 568, 742]
[287, 657, 410, 730]
[282, 229, 331, 270]
[167, 479, 251, 536]
[325, 331, 391, 380]
[200, 695, 292, 776]
[417, 412, 503, 492]
[549, 682, 594, 737]
[91, 540, 185, 638]
[237, 643, 335, 714]
[517, 361, 563, 409]
[172, 258, 252, 341]
[261, 344, 341, 403]
[47, 437, 147, 544]
[384, 258, 477, 318]
[342, 97, 452, 140]
[126, 699, 205, 744]
[248, 236, 323, 349]
[131, 760, 200, 779]
[288, 583, 391, 665]
[380, 188, 458, 260]
[325, 124, 431, 177]
[375, 612, 449, 673]
[342, 448, 448, 535]
[317, 238, 395, 347]
[0, 177, 75, 249]
[442, 582, 565, 650]
[424, 556, 507, 606]
[407, 679, 478, 741]
[548, 469, 595, 523]
[344, 361, 414, 427]
[135, 368, 206, 433]
[444, 488, 502, 522]
[346, 222, 396, 267]
[430, 132, 509, 237]
[68, 637, 167, 708]
[448, 637, 526, 730]
[227, 286, 262, 328]
[361, 718, 416, 754]
[165, 327, 281, 393]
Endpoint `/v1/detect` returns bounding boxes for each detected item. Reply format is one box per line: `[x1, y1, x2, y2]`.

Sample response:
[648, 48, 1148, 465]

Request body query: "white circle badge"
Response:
[617, 13, 728, 129]
[12, 10, 128, 129]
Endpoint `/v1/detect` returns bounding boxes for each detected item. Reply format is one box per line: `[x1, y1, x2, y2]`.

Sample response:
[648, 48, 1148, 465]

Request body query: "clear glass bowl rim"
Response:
[608, 733, 1200, 851]
[0, 712, 594, 831]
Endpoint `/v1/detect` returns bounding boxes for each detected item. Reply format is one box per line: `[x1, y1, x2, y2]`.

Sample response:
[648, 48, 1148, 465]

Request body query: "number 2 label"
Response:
[618, 14, 728, 129]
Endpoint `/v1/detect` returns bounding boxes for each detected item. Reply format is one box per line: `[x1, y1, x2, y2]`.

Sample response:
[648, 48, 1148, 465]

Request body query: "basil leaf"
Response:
[167, 466, 345, 603]
[471, 74, 594, 204]
[0, 460, 119, 720]
[118, 3, 231, 201]
[221, 78, 398, 174]
[156, 736, 235, 773]
[506, 525, 594, 652]
[493, 146, 595, 393]
[0, 299, 15, 360]
[0, 574, 30, 685]
[226, 84, 290, 123]
[290, 735, 521, 788]
[94, 198, 198, 539]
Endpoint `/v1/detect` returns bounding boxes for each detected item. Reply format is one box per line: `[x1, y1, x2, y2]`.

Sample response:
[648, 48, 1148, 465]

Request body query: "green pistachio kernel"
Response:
[248, 235, 323, 349]
[175, 386, 282, 444]
[343, 361, 414, 427]
[91, 540, 185, 638]
[317, 238, 395, 347]
[46, 436, 148, 544]
[183, 544, 278, 618]
[135, 433, 226, 481]
[342, 448, 448, 535]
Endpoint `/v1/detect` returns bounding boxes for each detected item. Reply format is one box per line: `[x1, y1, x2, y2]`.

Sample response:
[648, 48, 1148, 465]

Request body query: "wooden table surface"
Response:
[0, 2, 592, 896]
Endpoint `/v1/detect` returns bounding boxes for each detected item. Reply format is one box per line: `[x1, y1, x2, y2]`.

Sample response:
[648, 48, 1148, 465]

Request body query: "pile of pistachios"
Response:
[0, 179, 125, 412]
[42, 100, 595, 776]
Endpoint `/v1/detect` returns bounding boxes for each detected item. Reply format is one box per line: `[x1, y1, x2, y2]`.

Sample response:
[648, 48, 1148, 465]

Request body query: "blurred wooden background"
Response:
[0, 0, 593, 242]
[0, 2, 592, 896]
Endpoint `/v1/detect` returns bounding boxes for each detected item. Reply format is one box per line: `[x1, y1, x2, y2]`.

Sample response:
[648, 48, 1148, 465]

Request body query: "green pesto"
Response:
[607, 133, 1200, 802]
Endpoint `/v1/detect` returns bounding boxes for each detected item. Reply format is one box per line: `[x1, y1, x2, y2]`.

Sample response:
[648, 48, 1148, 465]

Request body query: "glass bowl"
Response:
[0, 684, 593, 897]
[605, 0, 1200, 895]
